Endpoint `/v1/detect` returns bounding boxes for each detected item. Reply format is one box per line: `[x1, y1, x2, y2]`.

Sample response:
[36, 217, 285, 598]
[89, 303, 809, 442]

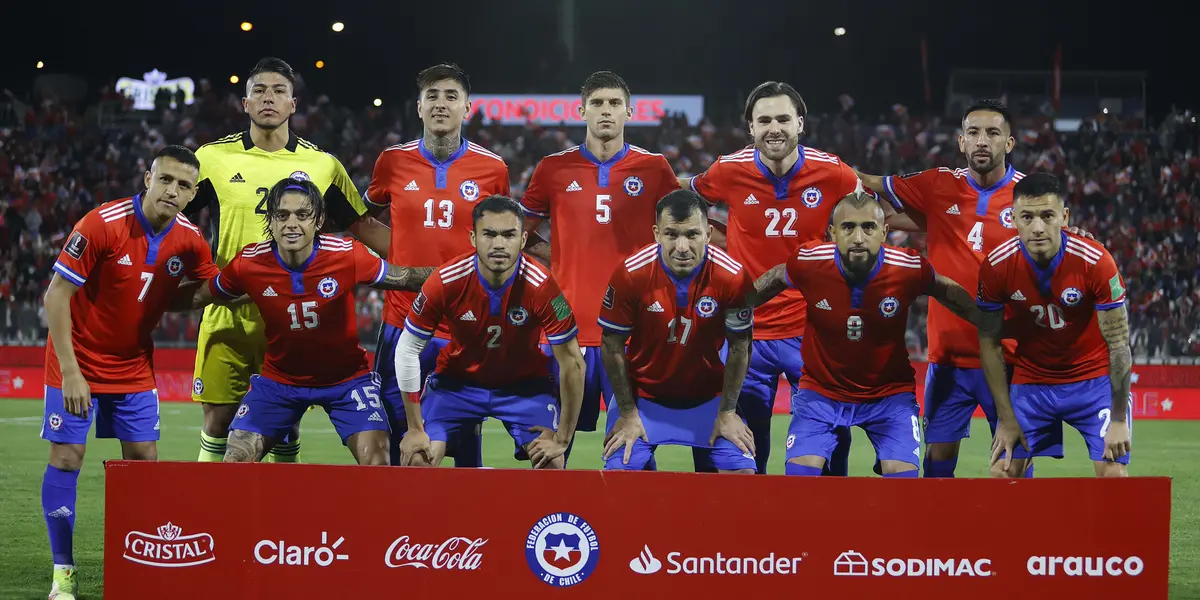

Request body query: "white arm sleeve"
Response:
[395, 329, 429, 394]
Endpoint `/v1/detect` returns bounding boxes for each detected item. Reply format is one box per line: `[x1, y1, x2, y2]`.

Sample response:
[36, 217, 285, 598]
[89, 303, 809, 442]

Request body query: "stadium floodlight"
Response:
[316, 60, 326, 69]
[1103, 107, 1109, 115]
[240, 21, 253, 32]
[332, 22, 345, 32]
[373, 98, 383, 107]
[36, 61, 44, 69]
[230, 75, 240, 84]
[834, 27, 846, 36]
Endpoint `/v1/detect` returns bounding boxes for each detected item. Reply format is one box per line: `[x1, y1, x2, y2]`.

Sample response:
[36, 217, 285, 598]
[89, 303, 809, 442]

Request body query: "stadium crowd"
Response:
[1, 82, 1197, 358]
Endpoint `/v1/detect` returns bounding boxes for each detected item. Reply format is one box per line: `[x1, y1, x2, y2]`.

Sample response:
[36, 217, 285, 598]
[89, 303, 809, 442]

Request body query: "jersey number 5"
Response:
[287, 301, 320, 330]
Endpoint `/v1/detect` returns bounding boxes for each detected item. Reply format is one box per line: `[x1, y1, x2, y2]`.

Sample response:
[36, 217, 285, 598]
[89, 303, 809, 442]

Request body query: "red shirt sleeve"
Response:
[186, 235, 220, 281]
[1089, 247, 1128, 310]
[364, 152, 393, 209]
[352, 240, 388, 286]
[976, 258, 1006, 312]
[656, 156, 681, 200]
[535, 277, 579, 346]
[919, 253, 936, 290]
[404, 276, 445, 340]
[597, 266, 636, 335]
[881, 169, 939, 215]
[724, 270, 755, 333]
[211, 255, 245, 299]
[689, 159, 726, 206]
[520, 160, 551, 218]
[496, 163, 512, 197]
[51, 211, 109, 286]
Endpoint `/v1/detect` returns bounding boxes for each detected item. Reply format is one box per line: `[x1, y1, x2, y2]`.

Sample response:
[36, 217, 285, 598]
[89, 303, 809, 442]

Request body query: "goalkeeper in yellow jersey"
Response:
[186, 57, 391, 462]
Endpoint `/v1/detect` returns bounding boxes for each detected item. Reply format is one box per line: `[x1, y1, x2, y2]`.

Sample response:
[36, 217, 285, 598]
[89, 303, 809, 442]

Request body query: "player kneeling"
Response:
[753, 191, 982, 476]
[196, 178, 433, 464]
[395, 196, 585, 469]
[599, 190, 757, 473]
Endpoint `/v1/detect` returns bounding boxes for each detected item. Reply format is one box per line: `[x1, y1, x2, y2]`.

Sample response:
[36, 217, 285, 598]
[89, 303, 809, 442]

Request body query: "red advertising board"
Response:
[104, 461, 1170, 599]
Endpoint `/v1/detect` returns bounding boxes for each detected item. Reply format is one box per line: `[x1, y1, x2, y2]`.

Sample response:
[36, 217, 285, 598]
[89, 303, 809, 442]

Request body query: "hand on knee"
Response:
[989, 460, 1025, 478]
[535, 456, 566, 470]
[1095, 461, 1128, 478]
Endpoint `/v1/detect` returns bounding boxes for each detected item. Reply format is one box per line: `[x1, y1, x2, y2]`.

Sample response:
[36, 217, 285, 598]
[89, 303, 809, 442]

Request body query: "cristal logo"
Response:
[123, 522, 215, 567]
[385, 536, 487, 570]
[629, 546, 662, 574]
[834, 550, 991, 577]
[255, 532, 349, 567]
[1027, 556, 1144, 576]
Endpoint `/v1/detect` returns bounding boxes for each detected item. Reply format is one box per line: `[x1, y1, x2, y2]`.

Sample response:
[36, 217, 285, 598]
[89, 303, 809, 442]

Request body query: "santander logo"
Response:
[123, 522, 215, 567]
[385, 536, 487, 570]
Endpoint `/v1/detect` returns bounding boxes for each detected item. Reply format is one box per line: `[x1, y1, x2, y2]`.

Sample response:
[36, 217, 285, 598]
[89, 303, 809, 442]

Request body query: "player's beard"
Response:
[843, 248, 876, 275]
[756, 133, 798, 162]
[970, 149, 1004, 175]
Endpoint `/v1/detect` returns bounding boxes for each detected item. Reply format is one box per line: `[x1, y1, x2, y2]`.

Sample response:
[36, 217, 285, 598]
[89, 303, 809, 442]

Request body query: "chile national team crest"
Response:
[1000, 207, 1015, 229]
[879, 296, 900, 318]
[695, 296, 718, 318]
[525, 512, 600, 588]
[801, 186, 823, 208]
[48, 413, 63, 431]
[460, 180, 480, 201]
[192, 378, 204, 395]
[1060, 287, 1083, 307]
[318, 277, 339, 298]
[623, 175, 644, 196]
[166, 256, 183, 277]
[289, 171, 310, 182]
[508, 306, 529, 326]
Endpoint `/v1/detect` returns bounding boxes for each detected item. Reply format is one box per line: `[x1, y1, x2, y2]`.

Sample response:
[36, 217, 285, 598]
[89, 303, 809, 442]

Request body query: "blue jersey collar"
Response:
[476, 255, 522, 316]
[659, 247, 707, 309]
[835, 248, 884, 309]
[966, 164, 1016, 217]
[1019, 230, 1067, 297]
[418, 137, 470, 189]
[132, 193, 176, 265]
[273, 239, 321, 294]
[579, 143, 630, 188]
[754, 146, 806, 200]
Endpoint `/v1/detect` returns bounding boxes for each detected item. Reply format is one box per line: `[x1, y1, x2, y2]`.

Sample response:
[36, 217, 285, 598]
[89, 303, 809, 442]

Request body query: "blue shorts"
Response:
[1010, 376, 1131, 464]
[541, 344, 611, 432]
[603, 396, 756, 472]
[423, 374, 558, 450]
[374, 322, 456, 425]
[41, 385, 160, 444]
[722, 337, 802, 420]
[787, 389, 921, 467]
[230, 373, 389, 445]
[922, 365, 999, 443]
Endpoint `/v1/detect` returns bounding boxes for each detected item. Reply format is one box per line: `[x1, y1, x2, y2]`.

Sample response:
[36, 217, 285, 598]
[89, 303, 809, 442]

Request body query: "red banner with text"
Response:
[104, 461, 1170, 599]
[4, 346, 1199, 418]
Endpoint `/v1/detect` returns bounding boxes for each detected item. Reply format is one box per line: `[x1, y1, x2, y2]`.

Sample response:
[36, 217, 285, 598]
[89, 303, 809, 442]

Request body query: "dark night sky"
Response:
[3, 0, 1195, 120]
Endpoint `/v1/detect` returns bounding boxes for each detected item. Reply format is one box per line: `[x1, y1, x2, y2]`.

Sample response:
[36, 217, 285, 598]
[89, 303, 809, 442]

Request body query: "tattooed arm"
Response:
[1098, 305, 1132, 419]
[600, 331, 637, 415]
[747, 264, 789, 308]
[223, 429, 268, 462]
[927, 274, 983, 327]
[978, 308, 1027, 468]
[371, 264, 434, 292]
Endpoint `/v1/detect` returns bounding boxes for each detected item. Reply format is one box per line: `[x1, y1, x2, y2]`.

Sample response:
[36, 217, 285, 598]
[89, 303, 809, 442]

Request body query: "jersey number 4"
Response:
[967, 221, 984, 252]
[287, 301, 320, 330]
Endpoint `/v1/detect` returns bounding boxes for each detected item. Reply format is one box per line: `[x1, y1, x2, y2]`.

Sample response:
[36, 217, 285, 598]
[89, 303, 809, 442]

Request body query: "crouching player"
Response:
[599, 190, 757, 473]
[394, 195, 585, 469]
[753, 191, 982, 476]
[199, 178, 433, 464]
[978, 173, 1132, 477]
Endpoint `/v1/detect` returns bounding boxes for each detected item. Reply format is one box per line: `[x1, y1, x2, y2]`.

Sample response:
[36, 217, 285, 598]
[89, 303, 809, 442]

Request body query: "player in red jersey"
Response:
[977, 173, 1131, 478]
[365, 63, 511, 467]
[520, 70, 679, 447]
[599, 190, 756, 472]
[751, 192, 981, 476]
[394, 196, 584, 468]
[855, 99, 1030, 478]
[39, 146, 219, 599]
[682, 81, 859, 474]
[201, 178, 433, 464]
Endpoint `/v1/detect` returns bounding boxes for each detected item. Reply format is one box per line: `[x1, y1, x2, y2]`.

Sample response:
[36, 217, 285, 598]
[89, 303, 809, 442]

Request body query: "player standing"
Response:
[519, 70, 679, 453]
[199, 178, 432, 463]
[41, 147, 218, 600]
[599, 191, 757, 472]
[855, 99, 1028, 478]
[394, 196, 584, 468]
[977, 173, 1131, 477]
[682, 81, 858, 474]
[188, 57, 389, 464]
[751, 192, 981, 476]
[367, 63, 511, 467]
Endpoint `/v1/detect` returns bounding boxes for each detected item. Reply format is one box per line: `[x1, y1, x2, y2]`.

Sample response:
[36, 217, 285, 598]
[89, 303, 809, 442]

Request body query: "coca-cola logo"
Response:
[124, 522, 215, 567]
[385, 536, 487, 570]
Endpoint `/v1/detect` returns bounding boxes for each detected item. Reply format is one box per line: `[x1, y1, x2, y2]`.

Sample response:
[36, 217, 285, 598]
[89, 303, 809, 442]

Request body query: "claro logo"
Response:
[255, 532, 349, 567]
[1027, 556, 1144, 576]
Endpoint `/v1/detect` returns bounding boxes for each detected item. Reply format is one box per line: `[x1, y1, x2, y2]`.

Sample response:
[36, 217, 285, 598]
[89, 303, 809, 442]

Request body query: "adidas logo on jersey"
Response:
[368, 411, 384, 423]
[117, 254, 133, 266]
[816, 299, 832, 311]
[744, 194, 760, 205]
[229, 173, 246, 183]
[647, 301, 665, 313]
[946, 204, 961, 215]
[460, 310, 477, 321]
[566, 180, 583, 192]
[1011, 290, 1027, 301]
[263, 286, 278, 297]
[404, 180, 420, 191]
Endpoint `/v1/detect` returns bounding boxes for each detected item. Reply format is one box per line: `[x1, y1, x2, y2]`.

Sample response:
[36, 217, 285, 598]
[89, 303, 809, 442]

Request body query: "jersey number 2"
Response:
[287, 301, 319, 330]
[255, 187, 269, 215]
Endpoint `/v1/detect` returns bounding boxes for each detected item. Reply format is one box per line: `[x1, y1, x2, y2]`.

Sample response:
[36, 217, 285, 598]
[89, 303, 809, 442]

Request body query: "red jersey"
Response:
[365, 139, 510, 334]
[690, 146, 859, 340]
[46, 197, 219, 393]
[977, 232, 1127, 385]
[211, 235, 387, 387]
[597, 244, 754, 404]
[881, 165, 1024, 367]
[785, 242, 935, 403]
[404, 253, 578, 388]
[520, 144, 678, 347]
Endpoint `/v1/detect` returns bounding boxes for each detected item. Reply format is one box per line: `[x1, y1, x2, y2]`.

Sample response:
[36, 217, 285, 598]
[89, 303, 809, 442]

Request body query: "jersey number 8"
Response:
[846, 316, 863, 341]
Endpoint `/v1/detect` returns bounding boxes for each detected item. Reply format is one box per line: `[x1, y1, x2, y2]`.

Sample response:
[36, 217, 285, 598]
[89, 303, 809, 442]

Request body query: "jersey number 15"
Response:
[288, 301, 320, 330]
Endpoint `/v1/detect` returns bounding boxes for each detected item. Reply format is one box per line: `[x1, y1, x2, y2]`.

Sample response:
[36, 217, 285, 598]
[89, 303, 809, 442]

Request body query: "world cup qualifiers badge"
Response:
[460, 180, 480, 201]
[1000, 207, 1015, 228]
[695, 296, 718, 318]
[623, 176, 644, 196]
[801, 186, 823, 208]
[525, 512, 600, 588]
[167, 256, 183, 277]
[318, 277, 339, 298]
[879, 296, 900, 318]
[1060, 287, 1083, 307]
